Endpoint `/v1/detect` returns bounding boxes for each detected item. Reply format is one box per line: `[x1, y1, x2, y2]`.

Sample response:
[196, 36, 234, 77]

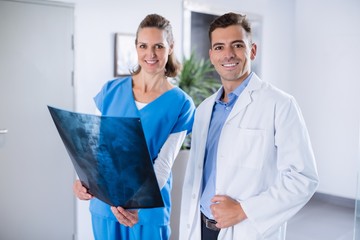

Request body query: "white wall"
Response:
[261, 0, 295, 92]
[293, 0, 360, 199]
[48, 0, 360, 239]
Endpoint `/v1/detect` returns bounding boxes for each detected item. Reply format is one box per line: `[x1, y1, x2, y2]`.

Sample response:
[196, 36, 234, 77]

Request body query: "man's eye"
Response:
[155, 45, 164, 49]
[214, 46, 223, 50]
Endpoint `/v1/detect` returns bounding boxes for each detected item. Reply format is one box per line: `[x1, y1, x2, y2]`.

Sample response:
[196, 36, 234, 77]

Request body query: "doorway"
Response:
[0, 0, 75, 239]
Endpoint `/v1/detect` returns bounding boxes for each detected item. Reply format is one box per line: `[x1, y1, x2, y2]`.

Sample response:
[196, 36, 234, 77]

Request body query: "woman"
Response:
[73, 14, 195, 240]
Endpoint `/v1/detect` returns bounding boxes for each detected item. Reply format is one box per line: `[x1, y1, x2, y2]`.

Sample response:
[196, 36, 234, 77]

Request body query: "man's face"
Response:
[209, 25, 256, 84]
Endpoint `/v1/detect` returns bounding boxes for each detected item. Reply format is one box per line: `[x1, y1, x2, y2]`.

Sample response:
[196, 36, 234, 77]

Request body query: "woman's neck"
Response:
[132, 72, 173, 103]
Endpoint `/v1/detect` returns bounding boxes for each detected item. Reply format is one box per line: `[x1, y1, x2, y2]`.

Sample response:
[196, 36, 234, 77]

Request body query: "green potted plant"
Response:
[176, 52, 221, 107]
[175, 52, 221, 149]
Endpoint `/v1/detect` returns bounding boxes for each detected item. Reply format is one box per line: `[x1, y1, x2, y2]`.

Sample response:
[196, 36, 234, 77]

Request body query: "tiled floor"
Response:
[286, 194, 356, 240]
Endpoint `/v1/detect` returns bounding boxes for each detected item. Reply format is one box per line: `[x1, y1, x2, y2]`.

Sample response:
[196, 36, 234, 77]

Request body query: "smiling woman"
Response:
[76, 13, 196, 240]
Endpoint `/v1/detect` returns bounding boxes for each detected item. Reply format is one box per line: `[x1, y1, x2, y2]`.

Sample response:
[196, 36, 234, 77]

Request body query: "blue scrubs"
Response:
[90, 77, 195, 240]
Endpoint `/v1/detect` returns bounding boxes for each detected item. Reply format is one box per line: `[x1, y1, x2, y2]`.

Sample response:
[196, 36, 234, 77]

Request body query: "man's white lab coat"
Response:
[179, 74, 319, 240]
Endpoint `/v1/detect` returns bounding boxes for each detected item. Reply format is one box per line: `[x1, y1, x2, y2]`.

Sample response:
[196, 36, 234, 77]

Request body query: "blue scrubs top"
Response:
[89, 76, 195, 225]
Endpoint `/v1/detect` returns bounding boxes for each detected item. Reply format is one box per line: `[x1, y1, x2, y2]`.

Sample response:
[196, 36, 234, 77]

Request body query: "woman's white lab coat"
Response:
[179, 74, 319, 240]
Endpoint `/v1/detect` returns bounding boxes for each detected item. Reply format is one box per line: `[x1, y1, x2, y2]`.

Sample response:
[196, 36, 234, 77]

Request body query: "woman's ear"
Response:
[169, 43, 174, 55]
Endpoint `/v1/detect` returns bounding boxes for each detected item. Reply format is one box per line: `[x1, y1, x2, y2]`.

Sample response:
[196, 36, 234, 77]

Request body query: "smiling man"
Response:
[179, 12, 319, 240]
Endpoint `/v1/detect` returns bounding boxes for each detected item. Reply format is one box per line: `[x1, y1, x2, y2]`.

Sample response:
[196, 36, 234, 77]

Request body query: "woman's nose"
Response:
[147, 48, 156, 57]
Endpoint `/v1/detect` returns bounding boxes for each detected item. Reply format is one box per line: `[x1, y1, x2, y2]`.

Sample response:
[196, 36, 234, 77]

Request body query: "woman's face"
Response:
[136, 27, 173, 76]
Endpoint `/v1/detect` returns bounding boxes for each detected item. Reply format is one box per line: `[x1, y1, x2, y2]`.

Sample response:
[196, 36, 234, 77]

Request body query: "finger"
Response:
[211, 195, 225, 203]
[73, 181, 80, 192]
[117, 207, 137, 220]
[80, 192, 93, 200]
[77, 184, 91, 197]
[111, 207, 128, 225]
[78, 186, 87, 193]
[210, 204, 220, 219]
[75, 186, 93, 200]
[111, 207, 137, 227]
[117, 207, 139, 225]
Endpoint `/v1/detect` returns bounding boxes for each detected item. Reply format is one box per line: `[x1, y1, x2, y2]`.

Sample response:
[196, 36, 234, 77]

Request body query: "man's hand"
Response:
[210, 195, 247, 229]
[111, 206, 139, 227]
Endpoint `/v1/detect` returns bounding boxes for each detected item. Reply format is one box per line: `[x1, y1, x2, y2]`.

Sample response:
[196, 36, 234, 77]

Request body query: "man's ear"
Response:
[250, 43, 257, 60]
[209, 49, 214, 65]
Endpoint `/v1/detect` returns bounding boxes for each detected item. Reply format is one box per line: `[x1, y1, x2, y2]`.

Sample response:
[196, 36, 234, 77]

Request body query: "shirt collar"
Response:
[215, 72, 253, 102]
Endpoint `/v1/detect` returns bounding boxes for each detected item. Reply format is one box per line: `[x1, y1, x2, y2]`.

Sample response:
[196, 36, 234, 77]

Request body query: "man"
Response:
[179, 12, 319, 240]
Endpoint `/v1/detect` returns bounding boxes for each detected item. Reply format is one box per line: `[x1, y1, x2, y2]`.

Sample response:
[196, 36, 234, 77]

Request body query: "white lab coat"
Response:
[179, 74, 319, 240]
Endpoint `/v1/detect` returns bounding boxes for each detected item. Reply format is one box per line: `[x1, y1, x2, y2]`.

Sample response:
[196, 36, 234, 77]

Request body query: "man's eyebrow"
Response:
[231, 40, 245, 44]
[212, 40, 245, 48]
[211, 42, 224, 48]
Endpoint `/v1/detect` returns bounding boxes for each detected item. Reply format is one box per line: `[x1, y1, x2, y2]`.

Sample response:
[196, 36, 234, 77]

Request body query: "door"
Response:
[0, 1, 75, 239]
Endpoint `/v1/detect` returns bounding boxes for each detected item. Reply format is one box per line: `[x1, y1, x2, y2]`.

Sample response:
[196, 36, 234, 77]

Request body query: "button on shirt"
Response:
[200, 73, 252, 220]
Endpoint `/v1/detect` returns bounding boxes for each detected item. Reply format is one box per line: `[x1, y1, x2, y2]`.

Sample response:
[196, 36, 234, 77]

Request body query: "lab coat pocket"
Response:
[227, 128, 266, 170]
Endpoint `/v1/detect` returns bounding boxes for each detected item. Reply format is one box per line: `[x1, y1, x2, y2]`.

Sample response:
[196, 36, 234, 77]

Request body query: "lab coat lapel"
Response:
[196, 91, 218, 176]
[199, 93, 218, 141]
[225, 74, 262, 124]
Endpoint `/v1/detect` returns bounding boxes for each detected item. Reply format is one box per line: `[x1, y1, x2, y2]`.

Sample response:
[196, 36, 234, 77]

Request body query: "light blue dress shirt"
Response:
[200, 72, 252, 220]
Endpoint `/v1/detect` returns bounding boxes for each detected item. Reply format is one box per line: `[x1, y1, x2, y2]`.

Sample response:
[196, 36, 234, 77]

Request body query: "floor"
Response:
[286, 194, 356, 240]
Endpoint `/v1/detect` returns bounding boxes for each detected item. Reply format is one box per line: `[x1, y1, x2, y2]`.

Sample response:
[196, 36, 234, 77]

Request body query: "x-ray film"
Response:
[48, 106, 164, 209]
